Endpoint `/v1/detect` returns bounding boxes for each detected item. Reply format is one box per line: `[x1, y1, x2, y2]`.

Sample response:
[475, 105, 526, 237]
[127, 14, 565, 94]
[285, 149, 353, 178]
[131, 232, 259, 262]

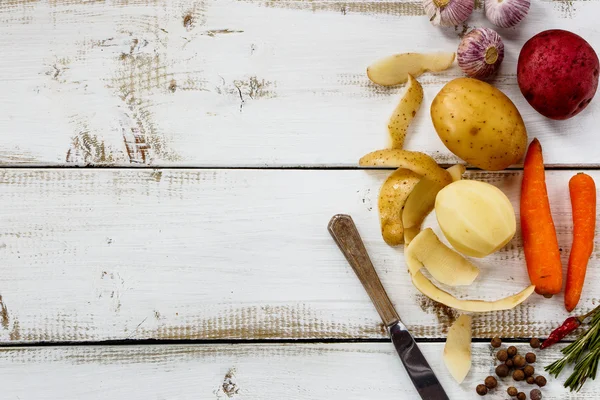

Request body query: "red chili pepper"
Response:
[541, 305, 600, 349]
[540, 317, 581, 349]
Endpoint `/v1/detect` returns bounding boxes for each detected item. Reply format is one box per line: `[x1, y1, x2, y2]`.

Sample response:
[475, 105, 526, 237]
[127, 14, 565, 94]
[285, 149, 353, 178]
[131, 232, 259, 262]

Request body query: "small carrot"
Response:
[565, 173, 596, 312]
[520, 138, 562, 296]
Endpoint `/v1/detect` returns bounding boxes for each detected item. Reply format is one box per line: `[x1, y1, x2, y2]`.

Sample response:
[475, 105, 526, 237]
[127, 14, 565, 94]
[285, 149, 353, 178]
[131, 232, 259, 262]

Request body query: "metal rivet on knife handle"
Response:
[327, 214, 400, 327]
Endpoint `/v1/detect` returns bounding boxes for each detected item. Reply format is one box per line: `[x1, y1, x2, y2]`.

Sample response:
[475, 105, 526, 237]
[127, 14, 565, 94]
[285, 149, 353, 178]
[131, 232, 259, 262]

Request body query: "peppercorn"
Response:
[524, 365, 535, 377]
[497, 349, 508, 362]
[526, 376, 535, 384]
[507, 346, 518, 357]
[530, 338, 541, 348]
[485, 376, 498, 389]
[526, 352, 536, 363]
[513, 354, 526, 368]
[513, 369, 525, 381]
[476, 384, 488, 396]
[507, 386, 518, 396]
[530, 388, 542, 400]
[517, 392, 526, 400]
[535, 376, 547, 387]
[506, 359, 514, 368]
[491, 337, 502, 348]
[496, 364, 509, 377]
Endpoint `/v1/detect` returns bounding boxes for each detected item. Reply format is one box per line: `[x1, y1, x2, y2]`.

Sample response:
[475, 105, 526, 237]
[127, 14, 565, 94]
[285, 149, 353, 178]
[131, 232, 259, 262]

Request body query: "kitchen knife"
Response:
[328, 214, 449, 400]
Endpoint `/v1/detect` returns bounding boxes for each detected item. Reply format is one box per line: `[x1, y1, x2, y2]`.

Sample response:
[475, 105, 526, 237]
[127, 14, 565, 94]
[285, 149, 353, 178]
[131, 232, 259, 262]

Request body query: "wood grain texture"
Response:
[0, 168, 598, 342]
[0, 0, 599, 166]
[328, 214, 400, 327]
[1, 343, 599, 399]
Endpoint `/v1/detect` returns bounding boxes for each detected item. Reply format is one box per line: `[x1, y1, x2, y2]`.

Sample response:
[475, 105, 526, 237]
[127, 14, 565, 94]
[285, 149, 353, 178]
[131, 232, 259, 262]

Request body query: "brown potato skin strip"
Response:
[379, 168, 421, 246]
[388, 74, 424, 149]
[359, 149, 452, 187]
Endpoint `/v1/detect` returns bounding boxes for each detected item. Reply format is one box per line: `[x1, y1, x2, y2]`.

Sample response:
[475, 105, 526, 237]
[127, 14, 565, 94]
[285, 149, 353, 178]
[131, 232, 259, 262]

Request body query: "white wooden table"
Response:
[0, 1, 599, 398]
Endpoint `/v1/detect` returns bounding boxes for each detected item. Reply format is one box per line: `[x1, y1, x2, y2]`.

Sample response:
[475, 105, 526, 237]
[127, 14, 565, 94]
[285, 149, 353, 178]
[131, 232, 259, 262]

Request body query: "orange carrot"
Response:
[565, 173, 596, 312]
[520, 138, 562, 296]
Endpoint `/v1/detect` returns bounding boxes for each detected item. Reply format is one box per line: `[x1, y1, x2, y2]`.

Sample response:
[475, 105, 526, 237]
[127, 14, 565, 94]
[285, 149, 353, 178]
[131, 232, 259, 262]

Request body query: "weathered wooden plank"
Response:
[0, 0, 599, 166]
[0, 168, 598, 342]
[0, 343, 598, 399]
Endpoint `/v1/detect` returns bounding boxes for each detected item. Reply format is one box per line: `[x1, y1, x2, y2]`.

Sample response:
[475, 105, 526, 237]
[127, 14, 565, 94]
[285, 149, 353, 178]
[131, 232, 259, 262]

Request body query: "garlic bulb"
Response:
[485, 0, 530, 28]
[457, 27, 504, 80]
[423, 0, 474, 27]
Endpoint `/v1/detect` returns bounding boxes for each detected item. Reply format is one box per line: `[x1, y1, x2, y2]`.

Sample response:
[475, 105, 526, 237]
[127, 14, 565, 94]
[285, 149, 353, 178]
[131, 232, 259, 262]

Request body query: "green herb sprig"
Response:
[546, 308, 600, 392]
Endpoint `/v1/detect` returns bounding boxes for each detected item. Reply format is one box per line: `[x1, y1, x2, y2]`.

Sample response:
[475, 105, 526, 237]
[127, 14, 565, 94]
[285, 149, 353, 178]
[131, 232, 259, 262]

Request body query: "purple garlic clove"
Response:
[423, 0, 474, 27]
[485, 0, 531, 28]
[457, 27, 505, 80]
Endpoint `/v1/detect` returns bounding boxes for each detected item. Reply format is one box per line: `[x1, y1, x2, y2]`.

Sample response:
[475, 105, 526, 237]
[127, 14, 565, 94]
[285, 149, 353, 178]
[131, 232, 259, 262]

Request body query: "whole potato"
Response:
[431, 78, 527, 171]
[518, 30, 599, 120]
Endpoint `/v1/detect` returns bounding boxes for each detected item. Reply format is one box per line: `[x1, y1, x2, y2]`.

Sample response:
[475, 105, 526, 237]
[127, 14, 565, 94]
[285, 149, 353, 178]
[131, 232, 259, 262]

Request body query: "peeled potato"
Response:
[444, 314, 472, 384]
[406, 230, 536, 312]
[407, 228, 479, 286]
[435, 180, 516, 258]
[403, 164, 466, 245]
[379, 168, 421, 246]
[388, 74, 424, 149]
[367, 52, 456, 86]
[359, 149, 452, 187]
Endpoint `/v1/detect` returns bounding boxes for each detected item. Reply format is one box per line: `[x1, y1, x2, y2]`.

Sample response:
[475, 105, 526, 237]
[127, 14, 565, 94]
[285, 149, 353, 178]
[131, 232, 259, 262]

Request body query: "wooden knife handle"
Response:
[328, 214, 400, 327]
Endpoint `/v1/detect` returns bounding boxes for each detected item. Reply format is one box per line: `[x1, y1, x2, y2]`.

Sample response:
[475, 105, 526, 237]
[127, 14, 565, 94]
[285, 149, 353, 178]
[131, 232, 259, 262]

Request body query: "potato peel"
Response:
[367, 52, 456, 86]
[402, 164, 465, 245]
[359, 149, 452, 187]
[379, 168, 421, 246]
[403, 226, 421, 246]
[411, 271, 535, 312]
[406, 229, 536, 312]
[402, 179, 444, 245]
[406, 228, 479, 286]
[388, 74, 424, 149]
[447, 164, 466, 182]
[444, 314, 472, 384]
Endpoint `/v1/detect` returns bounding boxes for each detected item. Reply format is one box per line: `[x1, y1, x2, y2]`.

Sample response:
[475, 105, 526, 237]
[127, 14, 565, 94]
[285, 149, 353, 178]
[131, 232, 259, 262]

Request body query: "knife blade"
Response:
[328, 214, 449, 400]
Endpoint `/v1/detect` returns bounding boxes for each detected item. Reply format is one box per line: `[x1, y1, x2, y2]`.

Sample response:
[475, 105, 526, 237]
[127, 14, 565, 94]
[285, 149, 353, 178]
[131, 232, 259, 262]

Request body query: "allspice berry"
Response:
[535, 376, 547, 387]
[496, 364, 510, 377]
[513, 369, 525, 381]
[526, 376, 535, 384]
[497, 349, 508, 362]
[476, 384, 488, 396]
[513, 354, 526, 368]
[526, 352, 537, 363]
[531, 388, 542, 400]
[507, 386, 518, 396]
[507, 346, 518, 357]
[517, 392, 526, 400]
[491, 337, 502, 348]
[530, 338, 541, 348]
[506, 359, 514, 368]
[485, 376, 498, 389]
[524, 365, 535, 377]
